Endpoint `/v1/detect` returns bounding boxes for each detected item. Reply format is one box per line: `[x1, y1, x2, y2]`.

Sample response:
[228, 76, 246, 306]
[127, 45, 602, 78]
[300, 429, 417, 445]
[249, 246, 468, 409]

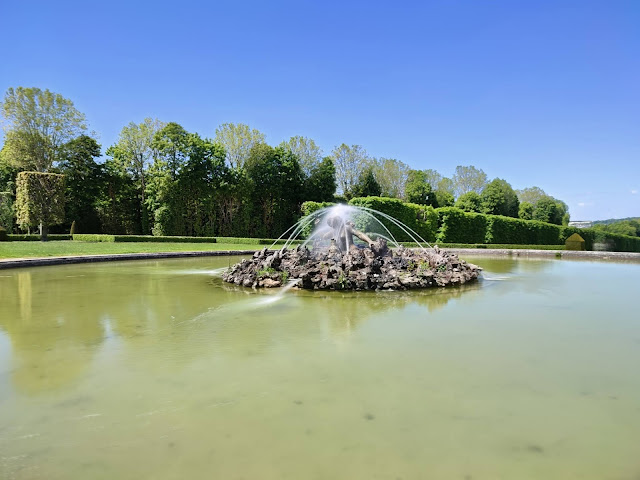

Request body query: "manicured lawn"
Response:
[0, 241, 262, 259]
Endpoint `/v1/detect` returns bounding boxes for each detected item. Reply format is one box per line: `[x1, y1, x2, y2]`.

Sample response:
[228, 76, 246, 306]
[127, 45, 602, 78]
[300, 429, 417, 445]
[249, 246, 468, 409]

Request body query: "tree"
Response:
[435, 190, 455, 207]
[0, 87, 87, 172]
[0, 192, 13, 232]
[15, 171, 65, 240]
[58, 135, 103, 233]
[330, 144, 369, 197]
[516, 186, 548, 205]
[455, 191, 483, 213]
[452, 165, 487, 198]
[107, 118, 165, 233]
[351, 168, 382, 198]
[370, 158, 410, 198]
[279, 136, 323, 176]
[518, 201, 534, 220]
[533, 197, 562, 225]
[246, 144, 304, 237]
[405, 170, 436, 206]
[304, 157, 336, 202]
[214, 123, 266, 169]
[151, 122, 190, 180]
[480, 178, 519, 217]
[423, 169, 443, 190]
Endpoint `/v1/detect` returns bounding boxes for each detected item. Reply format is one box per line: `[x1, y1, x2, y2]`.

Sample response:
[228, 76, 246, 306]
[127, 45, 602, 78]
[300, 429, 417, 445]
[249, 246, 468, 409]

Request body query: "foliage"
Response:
[6, 234, 71, 241]
[246, 144, 305, 238]
[434, 189, 454, 207]
[370, 157, 410, 198]
[0, 191, 13, 232]
[0, 227, 7, 241]
[485, 215, 562, 245]
[454, 191, 482, 213]
[304, 157, 336, 202]
[518, 201, 534, 220]
[0, 87, 87, 172]
[107, 118, 165, 233]
[533, 197, 562, 225]
[351, 168, 382, 198]
[330, 144, 369, 197]
[480, 178, 519, 217]
[215, 123, 266, 169]
[435, 207, 487, 244]
[73, 234, 218, 243]
[15, 171, 65, 240]
[348, 196, 438, 243]
[516, 186, 548, 205]
[405, 170, 437, 206]
[279, 136, 323, 176]
[58, 135, 103, 233]
[452, 165, 488, 198]
[592, 219, 640, 237]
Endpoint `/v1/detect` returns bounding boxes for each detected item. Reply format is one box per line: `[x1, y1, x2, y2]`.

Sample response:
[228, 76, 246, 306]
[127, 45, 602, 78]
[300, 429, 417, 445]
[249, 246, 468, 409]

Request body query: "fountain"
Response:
[222, 205, 481, 290]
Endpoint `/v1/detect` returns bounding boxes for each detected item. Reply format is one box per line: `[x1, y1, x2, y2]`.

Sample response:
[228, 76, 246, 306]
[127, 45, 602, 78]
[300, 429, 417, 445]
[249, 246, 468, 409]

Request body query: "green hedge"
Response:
[435, 207, 487, 244]
[215, 237, 303, 245]
[73, 234, 217, 243]
[349, 197, 438, 243]
[0, 227, 8, 241]
[485, 215, 562, 245]
[400, 241, 565, 250]
[8, 234, 72, 241]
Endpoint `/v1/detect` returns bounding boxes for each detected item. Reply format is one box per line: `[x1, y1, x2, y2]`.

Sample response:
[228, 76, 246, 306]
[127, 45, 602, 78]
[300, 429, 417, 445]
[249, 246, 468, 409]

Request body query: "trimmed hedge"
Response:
[0, 227, 7, 242]
[435, 207, 487, 244]
[8, 234, 72, 241]
[485, 215, 562, 245]
[74, 234, 217, 243]
[400, 241, 565, 250]
[349, 197, 438, 243]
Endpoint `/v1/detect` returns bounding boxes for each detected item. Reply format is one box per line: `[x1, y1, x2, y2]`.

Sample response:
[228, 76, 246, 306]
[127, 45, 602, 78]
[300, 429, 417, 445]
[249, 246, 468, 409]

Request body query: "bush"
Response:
[8, 234, 72, 241]
[349, 196, 438, 243]
[435, 207, 487, 244]
[485, 215, 562, 245]
[73, 234, 218, 243]
[0, 227, 7, 241]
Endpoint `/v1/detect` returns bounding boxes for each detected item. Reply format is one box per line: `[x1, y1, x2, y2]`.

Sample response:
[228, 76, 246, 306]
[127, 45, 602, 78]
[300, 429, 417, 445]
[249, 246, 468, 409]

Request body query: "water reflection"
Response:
[0, 258, 490, 395]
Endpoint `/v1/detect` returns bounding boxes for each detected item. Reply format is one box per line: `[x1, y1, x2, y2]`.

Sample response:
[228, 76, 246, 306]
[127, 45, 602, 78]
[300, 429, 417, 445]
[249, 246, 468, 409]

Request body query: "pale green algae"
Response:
[0, 256, 639, 479]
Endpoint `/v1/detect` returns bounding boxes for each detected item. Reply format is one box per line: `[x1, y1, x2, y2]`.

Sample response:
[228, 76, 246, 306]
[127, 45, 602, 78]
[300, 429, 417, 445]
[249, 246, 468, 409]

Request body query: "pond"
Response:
[0, 256, 639, 479]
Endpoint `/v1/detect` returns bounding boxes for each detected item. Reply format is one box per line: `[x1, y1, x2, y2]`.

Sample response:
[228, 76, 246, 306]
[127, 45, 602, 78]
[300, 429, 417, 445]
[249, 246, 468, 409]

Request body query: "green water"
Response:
[0, 256, 639, 479]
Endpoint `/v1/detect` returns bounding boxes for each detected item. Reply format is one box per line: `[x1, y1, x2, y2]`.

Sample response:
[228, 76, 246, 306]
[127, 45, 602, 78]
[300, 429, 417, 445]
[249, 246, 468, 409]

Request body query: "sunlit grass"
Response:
[0, 241, 262, 259]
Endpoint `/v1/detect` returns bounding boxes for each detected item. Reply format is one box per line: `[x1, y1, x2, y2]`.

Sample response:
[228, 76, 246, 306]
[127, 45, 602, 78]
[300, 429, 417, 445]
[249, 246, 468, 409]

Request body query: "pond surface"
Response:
[0, 256, 639, 479]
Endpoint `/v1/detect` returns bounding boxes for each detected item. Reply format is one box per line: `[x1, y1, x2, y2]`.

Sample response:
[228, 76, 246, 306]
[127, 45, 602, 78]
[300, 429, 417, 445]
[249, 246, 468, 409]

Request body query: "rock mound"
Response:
[222, 239, 481, 290]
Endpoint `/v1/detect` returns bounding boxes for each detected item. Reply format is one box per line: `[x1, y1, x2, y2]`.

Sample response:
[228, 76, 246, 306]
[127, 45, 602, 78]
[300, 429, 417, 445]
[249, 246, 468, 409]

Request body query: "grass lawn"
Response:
[0, 241, 263, 259]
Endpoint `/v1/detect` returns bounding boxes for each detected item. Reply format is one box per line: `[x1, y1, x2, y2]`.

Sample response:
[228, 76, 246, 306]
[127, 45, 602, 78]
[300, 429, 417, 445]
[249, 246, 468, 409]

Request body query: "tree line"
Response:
[0, 87, 570, 239]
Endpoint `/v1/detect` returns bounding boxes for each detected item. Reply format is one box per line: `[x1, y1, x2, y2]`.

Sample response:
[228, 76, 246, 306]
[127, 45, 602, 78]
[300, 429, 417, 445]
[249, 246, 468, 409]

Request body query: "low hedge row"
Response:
[73, 234, 218, 243]
[6, 234, 72, 241]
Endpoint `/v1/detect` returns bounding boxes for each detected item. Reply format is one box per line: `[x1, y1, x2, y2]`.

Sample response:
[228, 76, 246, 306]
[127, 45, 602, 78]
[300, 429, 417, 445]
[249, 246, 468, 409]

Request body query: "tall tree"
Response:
[516, 186, 548, 205]
[405, 170, 436, 206]
[330, 144, 369, 197]
[351, 167, 382, 198]
[370, 158, 410, 198]
[304, 157, 336, 202]
[279, 136, 323, 176]
[455, 191, 483, 213]
[452, 165, 488, 198]
[107, 118, 165, 233]
[423, 169, 443, 190]
[480, 178, 519, 217]
[15, 172, 65, 240]
[214, 123, 266, 169]
[58, 135, 103, 233]
[0, 87, 87, 172]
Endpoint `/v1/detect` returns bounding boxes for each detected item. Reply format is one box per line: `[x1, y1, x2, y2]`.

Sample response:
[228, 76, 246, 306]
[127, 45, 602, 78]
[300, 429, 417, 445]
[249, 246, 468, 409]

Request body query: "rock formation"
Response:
[222, 239, 481, 290]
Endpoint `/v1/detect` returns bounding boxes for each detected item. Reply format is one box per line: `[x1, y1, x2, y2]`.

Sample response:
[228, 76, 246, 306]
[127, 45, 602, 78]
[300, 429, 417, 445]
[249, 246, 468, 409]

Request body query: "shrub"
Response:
[0, 227, 7, 242]
[8, 234, 71, 241]
[69, 220, 77, 235]
[435, 207, 487, 244]
[485, 215, 562, 245]
[349, 196, 438, 243]
[73, 234, 218, 243]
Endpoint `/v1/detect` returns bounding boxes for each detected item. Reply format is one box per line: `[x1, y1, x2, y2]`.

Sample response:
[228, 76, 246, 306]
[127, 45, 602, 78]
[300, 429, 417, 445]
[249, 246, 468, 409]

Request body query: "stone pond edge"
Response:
[1, 248, 639, 270]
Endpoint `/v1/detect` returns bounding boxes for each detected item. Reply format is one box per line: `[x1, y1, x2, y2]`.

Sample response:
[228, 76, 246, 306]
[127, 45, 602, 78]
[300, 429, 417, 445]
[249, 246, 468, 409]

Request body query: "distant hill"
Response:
[592, 217, 640, 225]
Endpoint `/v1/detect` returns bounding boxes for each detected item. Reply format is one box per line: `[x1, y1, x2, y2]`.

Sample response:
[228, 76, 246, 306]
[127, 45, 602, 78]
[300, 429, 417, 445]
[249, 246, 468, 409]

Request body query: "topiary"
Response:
[0, 227, 8, 241]
[69, 220, 77, 235]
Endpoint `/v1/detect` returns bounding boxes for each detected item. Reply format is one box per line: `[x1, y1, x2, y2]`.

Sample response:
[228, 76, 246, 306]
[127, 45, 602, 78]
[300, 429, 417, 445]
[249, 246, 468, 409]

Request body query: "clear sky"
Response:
[1, 0, 638, 220]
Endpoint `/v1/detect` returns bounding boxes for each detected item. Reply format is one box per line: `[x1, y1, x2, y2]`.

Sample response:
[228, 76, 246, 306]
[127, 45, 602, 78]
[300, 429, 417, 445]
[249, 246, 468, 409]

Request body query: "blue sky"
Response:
[1, 0, 638, 220]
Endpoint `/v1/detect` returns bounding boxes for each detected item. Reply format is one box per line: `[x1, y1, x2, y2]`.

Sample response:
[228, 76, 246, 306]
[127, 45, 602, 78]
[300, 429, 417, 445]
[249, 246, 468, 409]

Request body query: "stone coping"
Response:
[1, 248, 639, 271]
[0, 250, 257, 270]
[447, 248, 640, 262]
